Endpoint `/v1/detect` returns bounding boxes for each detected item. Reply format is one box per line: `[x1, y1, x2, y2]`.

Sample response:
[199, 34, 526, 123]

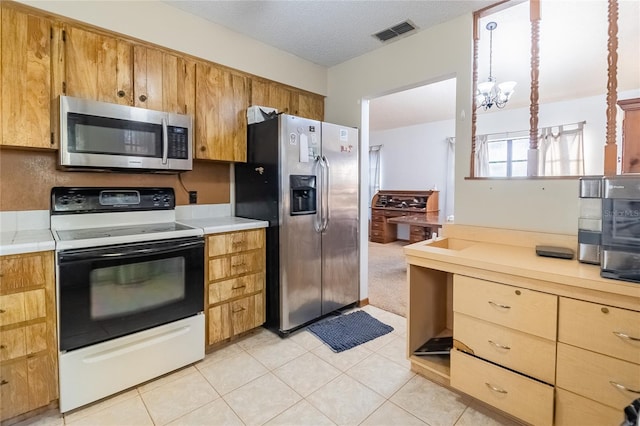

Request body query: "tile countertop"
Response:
[0, 217, 268, 257]
[177, 216, 269, 234]
[0, 229, 55, 256]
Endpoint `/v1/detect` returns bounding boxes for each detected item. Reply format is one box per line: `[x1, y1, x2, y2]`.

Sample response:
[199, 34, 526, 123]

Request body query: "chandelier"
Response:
[476, 21, 517, 110]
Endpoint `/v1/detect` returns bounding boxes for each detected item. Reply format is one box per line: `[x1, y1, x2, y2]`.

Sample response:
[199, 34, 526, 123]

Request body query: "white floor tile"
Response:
[287, 329, 325, 351]
[264, 400, 336, 426]
[375, 335, 412, 369]
[140, 371, 219, 425]
[235, 327, 282, 351]
[63, 388, 140, 424]
[390, 375, 468, 426]
[197, 350, 269, 395]
[307, 374, 385, 426]
[360, 401, 428, 426]
[223, 373, 302, 425]
[312, 342, 373, 372]
[274, 352, 342, 397]
[246, 336, 307, 370]
[65, 395, 153, 426]
[346, 353, 415, 398]
[455, 403, 522, 426]
[167, 398, 244, 426]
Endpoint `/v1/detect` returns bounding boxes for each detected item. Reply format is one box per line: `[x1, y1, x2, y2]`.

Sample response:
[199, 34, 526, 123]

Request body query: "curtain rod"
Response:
[481, 120, 586, 139]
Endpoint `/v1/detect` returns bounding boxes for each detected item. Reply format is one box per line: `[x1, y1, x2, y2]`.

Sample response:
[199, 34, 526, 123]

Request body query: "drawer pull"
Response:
[488, 340, 511, 350]
[231, 285, 246, 290]
[0, 379, 8, 386]
[485, 383, 508, 394]
[232, 307, 246, 314]
[0, 345, 5, 349]
[610, 381, 640, 394]
[488, 301, 511, 310]
[613, 331, 640, 342]
[232, 261, 246, 267]
[0, 309, 5, 314]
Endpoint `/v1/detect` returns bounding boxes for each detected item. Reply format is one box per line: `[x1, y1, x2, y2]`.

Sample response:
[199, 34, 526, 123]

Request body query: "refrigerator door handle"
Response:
[314, 155, 324, 233]
[321, 155, 330, 232]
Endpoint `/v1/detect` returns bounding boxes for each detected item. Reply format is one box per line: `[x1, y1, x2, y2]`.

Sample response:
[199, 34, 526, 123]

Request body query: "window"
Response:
[487, 137, 528, 177]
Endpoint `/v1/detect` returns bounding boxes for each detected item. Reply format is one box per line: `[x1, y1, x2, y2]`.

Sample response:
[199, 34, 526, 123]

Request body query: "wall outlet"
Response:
[188, 191, 197, 204]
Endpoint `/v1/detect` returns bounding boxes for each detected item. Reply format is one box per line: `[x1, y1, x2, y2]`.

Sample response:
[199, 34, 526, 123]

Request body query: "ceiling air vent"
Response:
[373, 20, 417, 42]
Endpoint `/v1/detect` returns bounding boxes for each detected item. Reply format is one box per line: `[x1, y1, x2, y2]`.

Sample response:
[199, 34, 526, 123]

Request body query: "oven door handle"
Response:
[58, 239, 204, 262]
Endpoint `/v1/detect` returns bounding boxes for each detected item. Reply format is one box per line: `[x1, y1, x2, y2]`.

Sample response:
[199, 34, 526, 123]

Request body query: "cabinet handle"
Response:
[139, 94, 147, 102]
[488, 340, 511, 350]
[0, 345, 6, 349]
[488, 301, 511, 309]
[231, 285, 246, 290]
[0, 380, 8, 386]
[232, 307, 246, 314]
[117, 90, 126, 98]
[232, 261, 246, 267]
[485, 383, 508, 394]
[0, 309, 5, 314]
[610, 381, 640, 394]
[613, 331, 640, 342]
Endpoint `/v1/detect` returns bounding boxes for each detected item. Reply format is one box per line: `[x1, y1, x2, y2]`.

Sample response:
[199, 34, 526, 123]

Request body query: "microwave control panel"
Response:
[167, 126, 189, 159]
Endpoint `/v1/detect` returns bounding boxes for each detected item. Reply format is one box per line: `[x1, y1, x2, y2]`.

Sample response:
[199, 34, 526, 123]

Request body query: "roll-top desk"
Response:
[370, 190, 440, 243]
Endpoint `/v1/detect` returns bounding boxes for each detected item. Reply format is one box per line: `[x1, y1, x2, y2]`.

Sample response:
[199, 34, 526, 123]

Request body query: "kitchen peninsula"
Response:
[404, 224, 640, 425]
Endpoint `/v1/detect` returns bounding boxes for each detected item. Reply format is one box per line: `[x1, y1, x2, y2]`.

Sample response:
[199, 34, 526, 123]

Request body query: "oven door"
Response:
[57, 236, 204, 352]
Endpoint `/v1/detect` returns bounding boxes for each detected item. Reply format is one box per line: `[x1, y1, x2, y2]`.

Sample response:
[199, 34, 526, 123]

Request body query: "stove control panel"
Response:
[51, 187, 176, 214]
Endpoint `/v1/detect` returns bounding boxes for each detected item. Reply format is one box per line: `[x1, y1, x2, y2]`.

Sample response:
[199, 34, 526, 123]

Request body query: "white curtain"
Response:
[368, 145, 382, 206]
[474, 135, 490, 177]
[538, 123, 585, 176]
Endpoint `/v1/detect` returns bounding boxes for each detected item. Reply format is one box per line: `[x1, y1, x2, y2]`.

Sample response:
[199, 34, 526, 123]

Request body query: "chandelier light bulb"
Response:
[476, 21, 516, 110]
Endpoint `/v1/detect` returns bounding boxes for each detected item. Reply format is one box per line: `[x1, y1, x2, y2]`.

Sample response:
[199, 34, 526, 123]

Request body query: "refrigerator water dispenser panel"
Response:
[290, 175, 317, 215]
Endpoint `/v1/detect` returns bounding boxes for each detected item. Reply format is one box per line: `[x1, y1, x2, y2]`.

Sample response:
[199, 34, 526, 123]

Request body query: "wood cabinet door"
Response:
[207, 304, 232, 344]
[231, 294, 264, 335]
[0, 5, 52, 149]
[133, 45, 195, 115]
[64, 25, 133, 105]
[0, 361, 29, 421]
[291, 91, 324, 121]
[195, 63, 249, 162]
[250, 79, 291, 115]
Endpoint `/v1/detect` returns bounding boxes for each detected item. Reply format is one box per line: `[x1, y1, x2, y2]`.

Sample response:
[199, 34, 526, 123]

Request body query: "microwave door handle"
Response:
[161, 117, 168, 165]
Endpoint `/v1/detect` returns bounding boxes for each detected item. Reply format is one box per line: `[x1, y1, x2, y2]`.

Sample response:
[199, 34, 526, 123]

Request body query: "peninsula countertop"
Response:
[403, 224, 640, 308]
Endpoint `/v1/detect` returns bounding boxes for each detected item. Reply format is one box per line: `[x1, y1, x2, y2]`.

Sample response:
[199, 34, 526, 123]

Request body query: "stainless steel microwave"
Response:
[59, 96, 193, 172]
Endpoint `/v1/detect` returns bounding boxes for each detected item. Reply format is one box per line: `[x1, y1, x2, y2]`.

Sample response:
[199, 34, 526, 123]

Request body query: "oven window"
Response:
[90, 257, 186, 320]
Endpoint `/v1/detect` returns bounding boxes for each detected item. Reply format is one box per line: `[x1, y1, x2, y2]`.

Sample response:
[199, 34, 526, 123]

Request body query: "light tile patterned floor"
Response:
[18, 306, 520, 426]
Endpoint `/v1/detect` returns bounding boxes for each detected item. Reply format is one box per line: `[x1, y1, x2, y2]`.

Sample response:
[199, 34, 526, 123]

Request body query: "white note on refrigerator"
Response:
[299, 134, 309, 162]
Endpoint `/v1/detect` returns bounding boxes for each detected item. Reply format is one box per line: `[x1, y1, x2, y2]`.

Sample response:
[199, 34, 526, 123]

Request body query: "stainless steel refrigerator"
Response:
[235, 114, 359, 335]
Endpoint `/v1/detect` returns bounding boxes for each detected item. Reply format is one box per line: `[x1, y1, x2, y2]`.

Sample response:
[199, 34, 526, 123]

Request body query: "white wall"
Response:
[326, 12, 595, 238]
[372, 119, 453, 205]
[19, 0, 327, 95]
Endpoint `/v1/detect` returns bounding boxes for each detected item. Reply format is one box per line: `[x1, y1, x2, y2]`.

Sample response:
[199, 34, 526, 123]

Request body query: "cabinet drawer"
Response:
[370, 221, 384, 231]
[207, 229, 264, 257]
[0, 253, 49, 292]
[0, 289, 46, 327]
[453, 275, 557, 340]
[555, 388, 623, 426]
[0, 323, 48, 362]
[370, 212, 384, 222]
[453, 312, 556, 384]
[208, 251, 264, 281]
[208, 272, 264, 304]
[450, 349, 554, 426]
[557, 342, 640, 411]
[559, 297, 640, 364]
[230, 294, 264, 335]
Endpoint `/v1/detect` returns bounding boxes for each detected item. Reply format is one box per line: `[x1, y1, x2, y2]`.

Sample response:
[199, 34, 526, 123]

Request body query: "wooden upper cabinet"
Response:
[251, 79, 291, 115]
[0, 4, 53, 149]
[250, 78, 324, 121]
[195, 62, 250, 162]
[63, 25, 133, 105]
[291, 90, 324, 121]
[132, 45, 195, 115]
[618, 98, 640, 174]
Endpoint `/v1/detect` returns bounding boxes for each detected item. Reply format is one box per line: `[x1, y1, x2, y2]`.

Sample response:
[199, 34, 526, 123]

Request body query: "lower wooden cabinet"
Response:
[450, 349, 554, 426]
[554, 388, 623, 426]
[205, 229, 266, 348]
[0, 251, 57, 422]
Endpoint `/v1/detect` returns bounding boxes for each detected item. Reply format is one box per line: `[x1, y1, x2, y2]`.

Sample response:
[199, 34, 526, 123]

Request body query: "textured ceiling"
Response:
[163, 0, 493, 67]
[162, 1, 639, 131]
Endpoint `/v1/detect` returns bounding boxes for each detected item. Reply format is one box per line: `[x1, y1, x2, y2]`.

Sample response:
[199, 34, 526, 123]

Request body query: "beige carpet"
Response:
[367, 240, 410, 317]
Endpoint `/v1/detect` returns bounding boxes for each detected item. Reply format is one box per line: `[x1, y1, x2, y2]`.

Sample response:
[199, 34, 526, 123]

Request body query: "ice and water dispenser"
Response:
[290, 175, 316, 215]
